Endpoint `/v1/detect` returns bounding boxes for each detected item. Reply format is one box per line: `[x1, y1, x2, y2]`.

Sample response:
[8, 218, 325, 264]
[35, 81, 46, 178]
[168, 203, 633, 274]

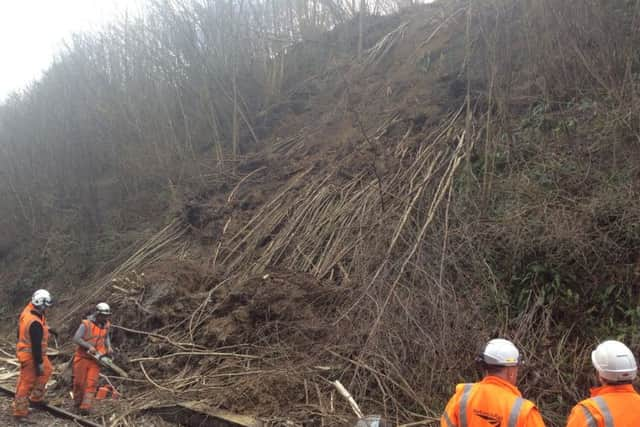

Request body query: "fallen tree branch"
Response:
[111, 324, 202, 351]
[129, 351, 259, 363]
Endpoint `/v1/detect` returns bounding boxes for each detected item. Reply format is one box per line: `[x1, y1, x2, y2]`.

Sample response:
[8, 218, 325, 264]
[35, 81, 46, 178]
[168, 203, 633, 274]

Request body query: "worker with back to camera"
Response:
[72, 302, 113, 413]
[566, 340, 640, 427]
[441, 338, 546, 427]
[13, 289, 54, 419]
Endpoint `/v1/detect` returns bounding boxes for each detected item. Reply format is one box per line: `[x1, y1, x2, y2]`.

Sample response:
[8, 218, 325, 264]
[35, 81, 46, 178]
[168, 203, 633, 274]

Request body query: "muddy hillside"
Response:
[1, 0, 640, 426]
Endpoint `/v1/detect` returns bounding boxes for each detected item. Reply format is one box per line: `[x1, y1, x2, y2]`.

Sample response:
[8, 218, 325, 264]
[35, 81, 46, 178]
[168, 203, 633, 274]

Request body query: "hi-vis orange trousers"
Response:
[13, 356, 53, 417]
[73, 356, 100, 410]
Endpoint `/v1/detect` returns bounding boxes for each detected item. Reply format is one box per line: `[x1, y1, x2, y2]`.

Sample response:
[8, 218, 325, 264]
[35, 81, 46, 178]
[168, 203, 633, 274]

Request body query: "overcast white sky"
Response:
[0, 0, 147, 103]
[1, 0, 435, 104]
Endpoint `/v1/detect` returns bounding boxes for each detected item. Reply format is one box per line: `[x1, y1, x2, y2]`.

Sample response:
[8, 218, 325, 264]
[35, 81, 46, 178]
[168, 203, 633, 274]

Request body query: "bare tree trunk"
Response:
[358, 0, 365, 59]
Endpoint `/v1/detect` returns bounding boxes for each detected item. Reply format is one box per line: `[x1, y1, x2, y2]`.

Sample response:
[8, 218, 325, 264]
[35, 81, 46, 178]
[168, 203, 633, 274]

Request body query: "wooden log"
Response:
[148, 401, 262, 427]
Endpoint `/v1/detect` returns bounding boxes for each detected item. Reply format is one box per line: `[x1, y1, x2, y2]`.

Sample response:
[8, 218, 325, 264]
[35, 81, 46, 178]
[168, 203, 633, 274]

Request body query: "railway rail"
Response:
[0, 384, 102, 427]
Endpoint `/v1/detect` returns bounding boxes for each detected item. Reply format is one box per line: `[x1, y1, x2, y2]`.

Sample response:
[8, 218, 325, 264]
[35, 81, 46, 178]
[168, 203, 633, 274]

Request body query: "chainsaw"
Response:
[90, 352, 129, 378]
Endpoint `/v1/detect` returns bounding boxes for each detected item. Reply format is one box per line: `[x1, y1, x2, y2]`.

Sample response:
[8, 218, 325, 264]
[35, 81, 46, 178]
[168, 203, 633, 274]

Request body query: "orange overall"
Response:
[441, 376, 546, 427]
[566, 384, 640, 427]
[73, 318, 110, 410]
[13, 303, 52, 417]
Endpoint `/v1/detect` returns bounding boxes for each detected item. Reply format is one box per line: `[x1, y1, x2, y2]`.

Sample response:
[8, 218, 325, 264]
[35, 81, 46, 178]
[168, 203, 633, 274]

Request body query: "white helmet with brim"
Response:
[96, 302, 112, 316]
[32, 289, 53, 309]
[481, 338, 521, 367]
[592, 340, 637, 382]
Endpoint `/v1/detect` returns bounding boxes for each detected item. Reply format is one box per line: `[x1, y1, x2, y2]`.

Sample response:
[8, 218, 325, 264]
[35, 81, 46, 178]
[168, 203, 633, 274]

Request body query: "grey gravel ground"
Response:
[0, 394, 76, 427]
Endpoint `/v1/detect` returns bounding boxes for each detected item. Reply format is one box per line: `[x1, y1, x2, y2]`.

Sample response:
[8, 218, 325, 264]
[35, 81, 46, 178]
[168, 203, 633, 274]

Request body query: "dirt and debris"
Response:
[0, 384, 126, 427]
[2, 1, 640, 426]
[0, 397, 70, 426]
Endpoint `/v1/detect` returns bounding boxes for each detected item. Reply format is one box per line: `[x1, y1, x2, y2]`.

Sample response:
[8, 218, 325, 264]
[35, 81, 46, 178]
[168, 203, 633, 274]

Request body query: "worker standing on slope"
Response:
[72, 302, 113, 414]
[13, 289, 54, 420]
[566, 340, 640, 427]
[441, 338, 546, 427]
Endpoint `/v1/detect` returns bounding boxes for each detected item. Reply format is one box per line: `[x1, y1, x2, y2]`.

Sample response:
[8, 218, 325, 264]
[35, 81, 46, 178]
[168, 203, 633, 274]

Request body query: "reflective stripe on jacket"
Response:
[16, 303, 49, 356]
[74, 317, 111, 358]
[566, 384, 640, 427]
[440, 376, 545, 427]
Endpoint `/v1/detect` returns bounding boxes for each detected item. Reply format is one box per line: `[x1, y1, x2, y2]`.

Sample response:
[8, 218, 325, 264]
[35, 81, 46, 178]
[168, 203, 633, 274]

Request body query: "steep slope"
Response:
[1, 1, 640, 426]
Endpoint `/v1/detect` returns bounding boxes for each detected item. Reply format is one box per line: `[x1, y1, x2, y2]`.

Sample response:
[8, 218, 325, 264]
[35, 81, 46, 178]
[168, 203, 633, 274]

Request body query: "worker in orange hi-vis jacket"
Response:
[72, 302, 113, 414]
[566, 340, 640, 427]
[441, 338, 546, 427]
[13, 289, 54, 420]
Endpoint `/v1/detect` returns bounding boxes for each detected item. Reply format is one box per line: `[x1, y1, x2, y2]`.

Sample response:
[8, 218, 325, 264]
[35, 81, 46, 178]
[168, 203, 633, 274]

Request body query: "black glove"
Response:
[35, 363, 44, 377]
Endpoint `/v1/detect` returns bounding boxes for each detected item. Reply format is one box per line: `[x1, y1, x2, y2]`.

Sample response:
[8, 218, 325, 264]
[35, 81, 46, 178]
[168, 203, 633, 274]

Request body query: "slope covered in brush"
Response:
[1, 0, 640, 426]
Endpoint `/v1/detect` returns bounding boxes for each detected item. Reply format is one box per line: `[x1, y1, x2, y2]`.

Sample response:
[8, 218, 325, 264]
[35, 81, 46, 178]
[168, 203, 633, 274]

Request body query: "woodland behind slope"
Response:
[1, 0, 640, 426]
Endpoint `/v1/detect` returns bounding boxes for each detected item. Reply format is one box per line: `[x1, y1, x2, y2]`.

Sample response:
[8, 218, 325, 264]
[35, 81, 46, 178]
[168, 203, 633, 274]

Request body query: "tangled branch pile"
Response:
[2, 0, 640, 426]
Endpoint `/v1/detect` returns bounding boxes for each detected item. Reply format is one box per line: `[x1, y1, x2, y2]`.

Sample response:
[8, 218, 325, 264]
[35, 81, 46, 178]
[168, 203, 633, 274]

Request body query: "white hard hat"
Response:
[591, 340, 637, 382]
[482, 338, 521, 366]
[32, 289, 53, 309]
[96, 302, 112, 315]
